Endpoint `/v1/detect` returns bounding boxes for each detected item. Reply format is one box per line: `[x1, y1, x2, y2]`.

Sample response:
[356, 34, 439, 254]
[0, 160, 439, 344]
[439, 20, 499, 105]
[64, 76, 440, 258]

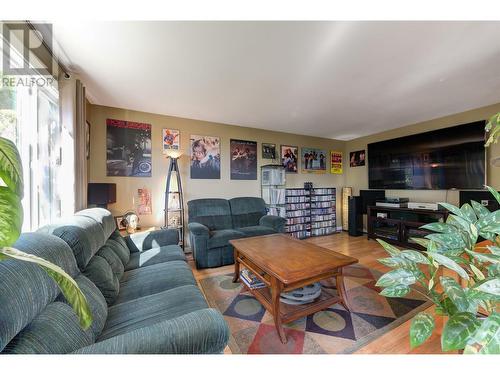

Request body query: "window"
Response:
[0, 33, 74, 231]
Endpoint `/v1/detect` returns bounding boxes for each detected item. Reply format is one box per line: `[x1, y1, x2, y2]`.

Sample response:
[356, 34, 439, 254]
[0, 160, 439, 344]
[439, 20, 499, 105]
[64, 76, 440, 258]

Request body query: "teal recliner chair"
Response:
[187, 197, 286, 269]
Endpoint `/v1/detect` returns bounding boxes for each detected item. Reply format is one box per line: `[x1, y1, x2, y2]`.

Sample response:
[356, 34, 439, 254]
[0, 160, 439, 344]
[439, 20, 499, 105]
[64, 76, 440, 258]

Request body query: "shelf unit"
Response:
[367, 205, 449, 250]
[285, 188, 311, 239]
[261, 164, 286, 218]
[164, 157, 185, 250]
[310, 188, 337, 237]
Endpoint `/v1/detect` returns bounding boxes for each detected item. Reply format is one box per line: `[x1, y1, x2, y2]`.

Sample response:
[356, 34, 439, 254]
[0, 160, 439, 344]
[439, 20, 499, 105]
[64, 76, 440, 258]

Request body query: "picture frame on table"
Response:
[115, 216, 126, 230]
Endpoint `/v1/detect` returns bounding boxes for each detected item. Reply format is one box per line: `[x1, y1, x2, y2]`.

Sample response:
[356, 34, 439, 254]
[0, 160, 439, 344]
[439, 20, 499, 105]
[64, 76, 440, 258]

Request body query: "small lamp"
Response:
[87, 183, 116, 209]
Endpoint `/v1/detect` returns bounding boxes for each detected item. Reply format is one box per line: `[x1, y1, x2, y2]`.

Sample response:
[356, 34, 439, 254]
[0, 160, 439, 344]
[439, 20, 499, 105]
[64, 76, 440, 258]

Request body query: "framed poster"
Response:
[136, 188, 152, 215]
[350, 150, 366, 167]
[280, 145, 298, 173]
[106, 118, 152, 177]
[301, 147, 327, 173]
[190, 135, 221, 179]
[330, 151, 343, 174]
[230, 139, 257, 180]
[262, 143, 276, 159]
[162, 128, 180, 154]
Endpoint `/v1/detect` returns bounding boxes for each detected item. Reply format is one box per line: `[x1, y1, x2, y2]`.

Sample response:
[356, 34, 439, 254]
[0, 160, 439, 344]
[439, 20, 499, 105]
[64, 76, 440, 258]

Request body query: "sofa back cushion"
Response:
[108, 230, 131, 265]
[229, 197, 266, 228]
[75, 207, 117, 239]
[83, 256, 120, 305]
[0, 233, 105, 353]
[188, 198, 233, 230]
[38, 216, 106, 271]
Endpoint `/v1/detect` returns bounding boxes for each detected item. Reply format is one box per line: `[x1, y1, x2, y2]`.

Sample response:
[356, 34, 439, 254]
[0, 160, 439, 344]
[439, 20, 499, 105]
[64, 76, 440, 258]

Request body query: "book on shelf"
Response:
[240, 269, 266, 289]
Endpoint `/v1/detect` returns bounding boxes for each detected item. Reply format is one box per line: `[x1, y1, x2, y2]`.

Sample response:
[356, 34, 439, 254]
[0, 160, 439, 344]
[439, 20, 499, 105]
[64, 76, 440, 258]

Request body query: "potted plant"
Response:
[375, 116, 500, 354]
[0, 136, 92, 329]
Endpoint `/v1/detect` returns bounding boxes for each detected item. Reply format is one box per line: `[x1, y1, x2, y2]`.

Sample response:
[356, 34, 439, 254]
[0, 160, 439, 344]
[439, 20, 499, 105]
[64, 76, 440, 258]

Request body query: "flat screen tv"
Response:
[368, 121, 486, 190]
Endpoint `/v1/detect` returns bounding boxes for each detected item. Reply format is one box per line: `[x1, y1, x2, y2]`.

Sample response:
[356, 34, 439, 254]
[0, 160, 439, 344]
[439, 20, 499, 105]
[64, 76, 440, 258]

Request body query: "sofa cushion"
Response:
[60, 275, 108, 340]
[83, 256, 120, 305]
[0, 233, 79, 352]
[37, 216, 106, 270]
[106, 236, 131, 266]
[98, 285, 208, 341]
[3, 302, 94, 354]
[188, 198, 233, 230]
[208, 229, 245, 249]
[229, 197, 266, 228]
[75, 208, 116, 239]
[236, 225, 276, 238]
[96, 246, 125, 280]
[125, 245, 186, 271]
[114, 261, 196, 305]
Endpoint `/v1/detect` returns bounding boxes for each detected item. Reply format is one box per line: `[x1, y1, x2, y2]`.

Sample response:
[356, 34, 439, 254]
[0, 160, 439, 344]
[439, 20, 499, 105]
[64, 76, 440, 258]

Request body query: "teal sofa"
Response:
[188, 197, 286, 269]
[0, 208, 229, 354]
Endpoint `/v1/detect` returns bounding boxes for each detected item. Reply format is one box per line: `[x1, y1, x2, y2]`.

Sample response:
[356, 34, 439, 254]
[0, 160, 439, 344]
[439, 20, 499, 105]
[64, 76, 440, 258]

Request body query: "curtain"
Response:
[74, 79, 88, 211]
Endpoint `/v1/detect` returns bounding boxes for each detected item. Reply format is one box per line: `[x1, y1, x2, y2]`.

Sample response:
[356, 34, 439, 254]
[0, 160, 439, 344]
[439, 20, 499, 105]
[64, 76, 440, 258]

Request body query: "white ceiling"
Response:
[53, 21, 500, 140]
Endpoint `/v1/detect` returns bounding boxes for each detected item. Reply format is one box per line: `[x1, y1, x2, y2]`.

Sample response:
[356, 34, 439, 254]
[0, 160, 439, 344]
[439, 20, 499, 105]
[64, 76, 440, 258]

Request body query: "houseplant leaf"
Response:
[471, 200, 491, 219]
[485, 185, 500, 205]
[410, 237, 430, 249]
[474, 278, 500, 296]
[426, 232, 465, 250]
[380, 284, 410, 297]
[476, 210, 500, 234]
[410, 312, 435, 348]
[0, 246, 92, 329]
[0, 137, 24, 197]
[400, 249, 430, 264]
[440, 276, 469, 312]
[376, 239, 401, 257]
[421, 222, 457, 234]
[376, 268, 418, 287]
[442, 312, 481, 351]
[0, 186, 23, 247]
[466, 250, 500, 264]
[378, 256, 416, 269]
[488, 263, 500, 277]
[429, 253, 469, 280]
[439, 202, 466, 219]
[463, 312, 500, 354]
[460, 203, 477, 223]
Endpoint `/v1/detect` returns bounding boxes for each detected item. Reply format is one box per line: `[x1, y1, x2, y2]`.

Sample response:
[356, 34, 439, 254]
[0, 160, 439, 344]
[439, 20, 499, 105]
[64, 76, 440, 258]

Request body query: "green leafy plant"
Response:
[485, 112, 500, 147]
[0, 136, 92, 329]
[375, 187, 500, 354]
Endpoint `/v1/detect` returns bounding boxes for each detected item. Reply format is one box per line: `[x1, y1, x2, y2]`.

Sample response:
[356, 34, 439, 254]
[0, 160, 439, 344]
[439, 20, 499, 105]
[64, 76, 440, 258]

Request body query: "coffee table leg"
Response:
[271, 277, 287, 344]
[336, 267, 351, 311]
[233, 248, 240, 283]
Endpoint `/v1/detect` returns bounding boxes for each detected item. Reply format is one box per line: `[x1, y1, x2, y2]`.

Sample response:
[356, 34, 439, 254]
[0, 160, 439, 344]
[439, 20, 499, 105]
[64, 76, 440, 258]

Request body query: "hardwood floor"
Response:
[188, 232, 451, 354]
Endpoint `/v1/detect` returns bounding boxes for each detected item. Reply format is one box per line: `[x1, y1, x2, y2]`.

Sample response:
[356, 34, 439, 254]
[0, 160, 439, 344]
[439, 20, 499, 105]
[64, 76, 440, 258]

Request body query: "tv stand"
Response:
[367, 205, 449, 250]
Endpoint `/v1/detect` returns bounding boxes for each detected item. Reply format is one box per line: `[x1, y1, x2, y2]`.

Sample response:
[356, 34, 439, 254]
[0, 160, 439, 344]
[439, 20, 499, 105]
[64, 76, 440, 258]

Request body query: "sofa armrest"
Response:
[125, 228, 179, 253]
[259, 215, 286, 233]
[73, 308, 229, 354]
[188, 222, 210, 236]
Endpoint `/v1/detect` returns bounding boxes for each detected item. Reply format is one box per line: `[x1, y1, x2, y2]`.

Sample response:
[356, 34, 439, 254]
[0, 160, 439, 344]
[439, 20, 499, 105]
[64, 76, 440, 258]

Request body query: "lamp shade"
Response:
[88, 183, 116, 205]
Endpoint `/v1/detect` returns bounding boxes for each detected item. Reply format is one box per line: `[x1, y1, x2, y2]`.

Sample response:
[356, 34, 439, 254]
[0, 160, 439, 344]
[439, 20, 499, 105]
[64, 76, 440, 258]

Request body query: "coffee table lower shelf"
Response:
[249, 285, 341, 324]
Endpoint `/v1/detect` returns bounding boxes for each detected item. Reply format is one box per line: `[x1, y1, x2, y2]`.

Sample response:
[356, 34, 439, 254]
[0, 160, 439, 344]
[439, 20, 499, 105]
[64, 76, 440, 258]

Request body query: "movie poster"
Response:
[262, 143, 276, 159]
[190, 135, 221, 179]
[136, 188, 152, 215]
[230, 139, 257, 180]
[106, 118, 152, 177]
[280, 145, 298, 173]
[330, 151, 343, 174]
[301, 147, 327, 173]
[162, 128, 180, 154]
[350, 149, 366, 167]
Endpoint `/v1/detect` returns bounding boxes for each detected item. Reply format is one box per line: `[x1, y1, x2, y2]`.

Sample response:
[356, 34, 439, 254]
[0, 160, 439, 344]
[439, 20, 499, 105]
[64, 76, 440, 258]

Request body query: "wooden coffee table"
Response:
[230, 233, 358, 344]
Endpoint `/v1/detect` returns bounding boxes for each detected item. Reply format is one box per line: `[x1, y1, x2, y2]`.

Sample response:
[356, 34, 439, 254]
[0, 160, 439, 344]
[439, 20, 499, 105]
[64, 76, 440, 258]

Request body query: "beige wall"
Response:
[344, 102, 500, 229]
[88, 102, 500, 234]
[88, 104, 346, 228]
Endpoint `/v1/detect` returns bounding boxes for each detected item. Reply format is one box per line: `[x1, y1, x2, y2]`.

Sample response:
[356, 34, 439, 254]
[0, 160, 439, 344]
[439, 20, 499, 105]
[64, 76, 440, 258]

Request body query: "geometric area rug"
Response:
[198, 264, 431, 354]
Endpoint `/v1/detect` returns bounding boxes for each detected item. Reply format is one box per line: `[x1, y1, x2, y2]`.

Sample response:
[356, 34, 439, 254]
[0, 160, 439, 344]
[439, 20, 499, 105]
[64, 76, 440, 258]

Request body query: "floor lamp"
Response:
[342, 187, 352, 231]
[164, 152, 184, 250]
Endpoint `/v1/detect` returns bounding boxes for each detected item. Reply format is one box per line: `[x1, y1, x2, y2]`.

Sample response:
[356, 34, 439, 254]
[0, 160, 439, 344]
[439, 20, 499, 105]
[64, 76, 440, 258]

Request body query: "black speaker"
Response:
[348, 196, 363, 237]
[459, 190, 499, 212]
[88, 183, 117, 208]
